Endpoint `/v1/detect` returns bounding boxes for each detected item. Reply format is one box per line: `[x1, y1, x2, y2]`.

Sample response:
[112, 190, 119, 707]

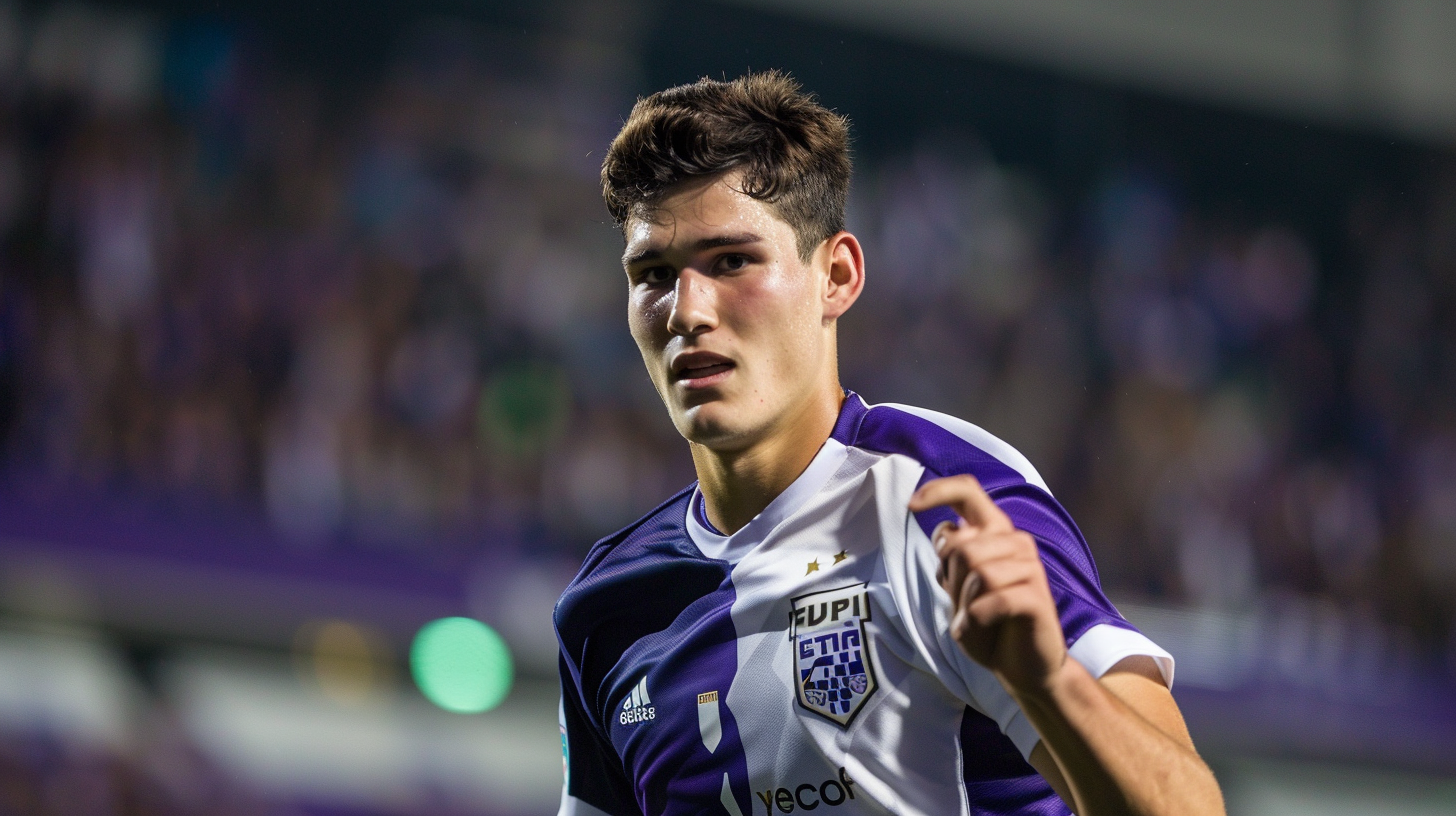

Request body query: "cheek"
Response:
[751, 267, 823, 345]
[628, 291, 671, 346]
[741, 265, 817, 323]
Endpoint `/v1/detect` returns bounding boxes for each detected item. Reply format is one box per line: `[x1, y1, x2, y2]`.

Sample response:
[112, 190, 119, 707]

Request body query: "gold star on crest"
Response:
[833, 550, 849, 565]
[805, 559, 820, 575]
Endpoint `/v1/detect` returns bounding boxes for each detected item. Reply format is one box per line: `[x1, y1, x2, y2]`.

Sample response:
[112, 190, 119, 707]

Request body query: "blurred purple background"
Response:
[0, 1, 1452, 813]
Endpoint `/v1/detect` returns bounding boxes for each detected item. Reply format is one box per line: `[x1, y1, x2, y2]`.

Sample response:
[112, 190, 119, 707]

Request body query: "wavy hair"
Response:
[601, 71, 851, 261]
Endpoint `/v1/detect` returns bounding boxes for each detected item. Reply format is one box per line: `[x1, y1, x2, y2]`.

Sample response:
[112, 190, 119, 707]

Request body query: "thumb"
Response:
[908, 474, 1013, 534]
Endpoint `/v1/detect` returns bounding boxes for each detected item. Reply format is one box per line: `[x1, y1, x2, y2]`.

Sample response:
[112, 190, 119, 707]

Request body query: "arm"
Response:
[909, 476, 1225, 816]
[558, 659, 643, 816]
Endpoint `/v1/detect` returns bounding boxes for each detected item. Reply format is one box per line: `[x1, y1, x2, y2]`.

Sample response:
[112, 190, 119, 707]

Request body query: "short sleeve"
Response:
[868, 434, 1173, 762]
[979, 480, 1173, 688]
[558, 656, 641, 816]
[842, 399, 1173, 684]
[880, 500, 1045, 756]
[891, 502, 1171, 761]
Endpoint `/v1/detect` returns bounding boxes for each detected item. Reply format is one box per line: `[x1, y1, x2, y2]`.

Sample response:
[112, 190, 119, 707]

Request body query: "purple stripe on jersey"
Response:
[556, 491, 753, 816]
[632, 584, 753, 815]
[834, 393, 1131, 816]
[959, 707, 1071, 816]
[834, 394, 1131, 645]
[829, 390, 871, 444]
[691, 490, 726, 536]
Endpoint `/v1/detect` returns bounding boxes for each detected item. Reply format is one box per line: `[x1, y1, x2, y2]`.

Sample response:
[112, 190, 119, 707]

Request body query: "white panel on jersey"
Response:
[1069, 622, 1175, 687]
[698, 691, 723, 753]
[688, 438, 849, 562]
[720, 772, 745, 816]
[866, 398, 1053, 495]
[873, 452, 1044, 761]
[722, 449, 962, 816]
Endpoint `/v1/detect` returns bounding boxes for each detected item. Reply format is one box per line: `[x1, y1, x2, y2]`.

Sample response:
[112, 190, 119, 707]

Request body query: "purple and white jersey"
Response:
[554, 393, 1172, 816]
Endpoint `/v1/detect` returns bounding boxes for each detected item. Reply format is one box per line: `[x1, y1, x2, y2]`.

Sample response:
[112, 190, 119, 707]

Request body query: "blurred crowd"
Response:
[0, 2, 682, 561]
[846, 146, 1456, 691]
[0, 724, 269, 816]
[0, 720, 523, 816]
[0, 0, 1452, 669]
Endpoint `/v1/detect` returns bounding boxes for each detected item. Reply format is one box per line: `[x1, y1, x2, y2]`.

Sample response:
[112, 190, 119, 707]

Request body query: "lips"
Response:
[670, 351, 735, 384]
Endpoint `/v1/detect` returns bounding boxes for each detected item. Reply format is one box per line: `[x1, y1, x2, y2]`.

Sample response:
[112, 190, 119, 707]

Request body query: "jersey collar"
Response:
[686, 436, 849, 563]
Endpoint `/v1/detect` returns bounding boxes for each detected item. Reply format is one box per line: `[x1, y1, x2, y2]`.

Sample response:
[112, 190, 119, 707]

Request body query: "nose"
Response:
[666, 269, 717, 338]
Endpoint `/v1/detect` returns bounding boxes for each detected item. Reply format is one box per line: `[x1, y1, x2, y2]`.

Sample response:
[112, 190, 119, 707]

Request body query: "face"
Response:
[622, 173, 853, 452]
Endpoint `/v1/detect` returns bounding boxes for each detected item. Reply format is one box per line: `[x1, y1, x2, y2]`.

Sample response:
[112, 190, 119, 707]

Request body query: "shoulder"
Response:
[554, 485, 724, 664]
[839, 394, 1102, 588]
[834, 394, 1050, 495]
[565, 483, 697, 589]
[842, 394, 1142, 662]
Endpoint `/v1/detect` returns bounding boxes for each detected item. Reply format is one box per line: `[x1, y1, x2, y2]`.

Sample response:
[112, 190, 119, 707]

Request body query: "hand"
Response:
[908, 475, 1068, 696]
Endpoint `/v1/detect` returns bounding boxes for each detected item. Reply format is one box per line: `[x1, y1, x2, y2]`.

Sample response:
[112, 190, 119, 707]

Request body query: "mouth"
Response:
[669, 351, 736, 388]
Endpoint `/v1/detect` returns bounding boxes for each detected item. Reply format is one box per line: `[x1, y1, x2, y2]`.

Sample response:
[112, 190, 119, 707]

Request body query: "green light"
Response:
[410, 617, 514, 713]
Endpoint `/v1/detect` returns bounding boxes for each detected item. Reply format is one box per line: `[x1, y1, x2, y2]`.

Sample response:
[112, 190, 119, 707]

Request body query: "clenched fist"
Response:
[908, 474, 1069, 695]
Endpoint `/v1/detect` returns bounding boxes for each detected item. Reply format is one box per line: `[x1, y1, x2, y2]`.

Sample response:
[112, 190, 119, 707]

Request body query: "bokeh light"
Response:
[293, 618, 394, 706]
[410, 617, 514, 713]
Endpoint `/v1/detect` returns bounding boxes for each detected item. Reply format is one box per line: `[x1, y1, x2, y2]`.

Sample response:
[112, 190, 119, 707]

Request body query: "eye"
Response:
[639, 266, 675, 286]
[716, 253, 749, 272]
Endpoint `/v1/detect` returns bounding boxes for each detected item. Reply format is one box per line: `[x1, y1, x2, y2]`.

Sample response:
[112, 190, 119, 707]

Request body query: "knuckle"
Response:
[945, 532, 975, 555]
[1009, 586, 1047, 613]
[972, 595, 1009, 623]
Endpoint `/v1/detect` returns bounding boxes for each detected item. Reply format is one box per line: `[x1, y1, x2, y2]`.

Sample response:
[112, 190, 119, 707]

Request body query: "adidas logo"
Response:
[619, 676, 655, 725]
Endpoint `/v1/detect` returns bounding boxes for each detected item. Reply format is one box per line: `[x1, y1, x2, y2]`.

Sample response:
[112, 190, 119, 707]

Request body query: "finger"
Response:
[932, 521, 955, 583]
[941, 531, 1024, 570]
[952, 564, 1042, 640]
[954, 562, 1039, 627]
[941, 543, 969, 598]
[937, 530, 1027, 597]
[909, 475, 1013, 534]
[956, 565, 984, 612]
[940, 531, 1028, 598]
[930, 520, 957, 554]
[934, 520, 981, 592]
[968, 557, 1040, 594]
[965, 584, 1045, 630]
[962, 588, 1015, 632]
[952, 587, 1015, 647]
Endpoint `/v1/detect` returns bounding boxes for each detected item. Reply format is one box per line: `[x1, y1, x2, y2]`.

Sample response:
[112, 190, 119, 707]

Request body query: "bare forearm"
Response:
[1013, 659, 1224, 816]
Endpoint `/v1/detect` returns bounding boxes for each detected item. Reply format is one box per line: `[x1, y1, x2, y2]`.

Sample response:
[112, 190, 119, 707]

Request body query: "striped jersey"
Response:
[554, 393, 1172, 816]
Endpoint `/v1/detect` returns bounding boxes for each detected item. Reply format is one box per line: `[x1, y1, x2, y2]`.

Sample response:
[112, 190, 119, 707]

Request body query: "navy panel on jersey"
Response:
[555, 489, 753, 816]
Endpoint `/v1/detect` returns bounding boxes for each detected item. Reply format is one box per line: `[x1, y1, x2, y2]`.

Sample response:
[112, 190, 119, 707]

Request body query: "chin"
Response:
[673, 400, 760, 450]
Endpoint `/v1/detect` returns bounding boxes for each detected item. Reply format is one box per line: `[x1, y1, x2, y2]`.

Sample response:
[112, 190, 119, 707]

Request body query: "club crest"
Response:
[790, 583, 878, 726]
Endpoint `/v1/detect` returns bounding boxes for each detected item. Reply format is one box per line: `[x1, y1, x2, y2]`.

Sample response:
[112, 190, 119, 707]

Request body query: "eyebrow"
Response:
[621, 232, 764, 267]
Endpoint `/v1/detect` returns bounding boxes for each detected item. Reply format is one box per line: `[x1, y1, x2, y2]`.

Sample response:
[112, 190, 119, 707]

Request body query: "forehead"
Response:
[622, 174, 793, 259]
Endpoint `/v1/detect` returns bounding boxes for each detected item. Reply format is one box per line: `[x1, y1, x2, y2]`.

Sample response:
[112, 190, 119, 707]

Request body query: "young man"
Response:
[554, 72, 1225, 816]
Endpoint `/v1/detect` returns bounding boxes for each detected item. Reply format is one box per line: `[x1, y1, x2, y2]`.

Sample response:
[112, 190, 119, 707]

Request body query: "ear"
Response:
[821, 231, 865, 321]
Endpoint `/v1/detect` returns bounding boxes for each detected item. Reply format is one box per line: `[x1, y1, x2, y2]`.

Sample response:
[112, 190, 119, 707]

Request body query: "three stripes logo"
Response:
[618, 676, 655, 725]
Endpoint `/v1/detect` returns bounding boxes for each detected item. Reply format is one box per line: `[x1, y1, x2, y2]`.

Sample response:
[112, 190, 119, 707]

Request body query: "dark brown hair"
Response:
[601, 71, 851, 261]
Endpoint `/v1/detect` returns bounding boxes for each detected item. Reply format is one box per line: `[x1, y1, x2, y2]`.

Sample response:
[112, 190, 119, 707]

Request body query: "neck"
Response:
[692, 386, 844, 535]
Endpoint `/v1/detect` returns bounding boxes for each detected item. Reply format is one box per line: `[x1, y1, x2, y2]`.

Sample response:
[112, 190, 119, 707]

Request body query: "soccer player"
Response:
[554, 72, 1225, 816]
